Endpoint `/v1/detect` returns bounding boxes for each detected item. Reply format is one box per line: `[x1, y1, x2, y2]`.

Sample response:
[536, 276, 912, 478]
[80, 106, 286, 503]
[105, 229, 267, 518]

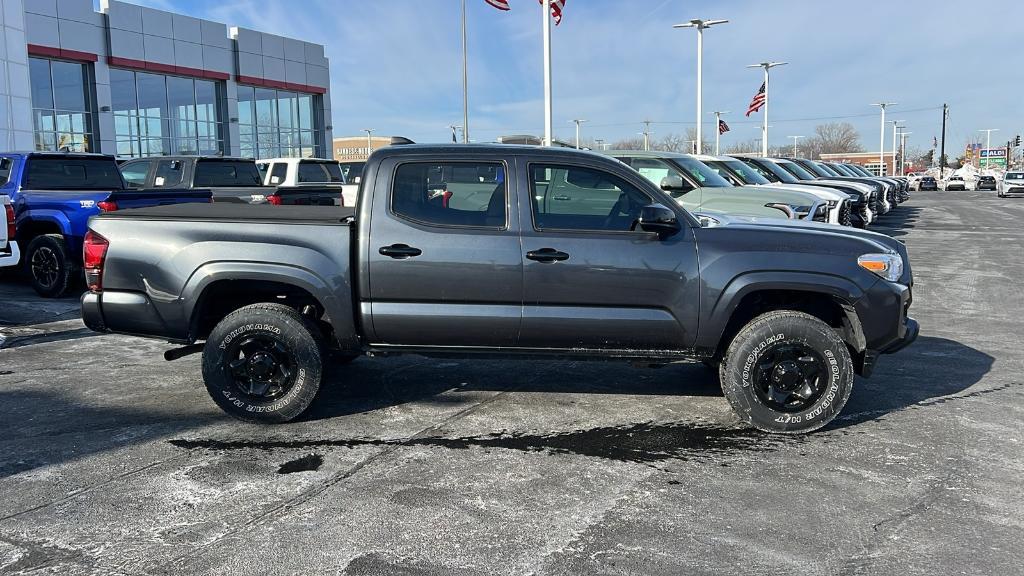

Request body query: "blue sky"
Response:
[133, 0, 1023, 153]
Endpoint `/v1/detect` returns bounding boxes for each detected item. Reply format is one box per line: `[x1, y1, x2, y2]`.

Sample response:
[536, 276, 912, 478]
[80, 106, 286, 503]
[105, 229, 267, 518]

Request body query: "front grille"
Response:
[839, 200, 852, 226]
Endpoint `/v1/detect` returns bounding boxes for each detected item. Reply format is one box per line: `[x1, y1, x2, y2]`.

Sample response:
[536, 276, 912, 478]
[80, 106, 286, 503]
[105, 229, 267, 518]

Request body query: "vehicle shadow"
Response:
[872, 205, 923, 237]
[829, 334, 994, 430]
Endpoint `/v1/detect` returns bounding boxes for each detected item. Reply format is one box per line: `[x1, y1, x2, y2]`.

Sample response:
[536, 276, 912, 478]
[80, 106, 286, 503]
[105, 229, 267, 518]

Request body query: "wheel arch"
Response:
[182, 262, 358, 352]
[699, 272, 868, 360]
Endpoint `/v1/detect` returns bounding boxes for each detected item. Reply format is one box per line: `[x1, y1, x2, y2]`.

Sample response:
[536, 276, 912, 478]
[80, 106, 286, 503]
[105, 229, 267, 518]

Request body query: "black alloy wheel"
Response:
[31, 245, 60, 290]
[750, 343, 827, 413]
[224, 335, 299, 401]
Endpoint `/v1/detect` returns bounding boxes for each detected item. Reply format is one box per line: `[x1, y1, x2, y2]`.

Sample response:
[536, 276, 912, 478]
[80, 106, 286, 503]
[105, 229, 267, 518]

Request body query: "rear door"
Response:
[365, 156, 523, 347]
[517, 157, 700, 351]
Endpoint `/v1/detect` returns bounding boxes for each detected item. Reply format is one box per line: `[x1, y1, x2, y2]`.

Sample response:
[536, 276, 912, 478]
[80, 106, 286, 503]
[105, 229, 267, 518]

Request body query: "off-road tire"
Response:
[719, 310, 854, 434]
[26, 234, 73, 298]
[202, 303, 324, 423]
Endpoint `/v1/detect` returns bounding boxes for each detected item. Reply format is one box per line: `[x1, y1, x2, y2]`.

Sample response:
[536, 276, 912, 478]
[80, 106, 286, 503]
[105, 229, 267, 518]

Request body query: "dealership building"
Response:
[0, 0, 333, 158]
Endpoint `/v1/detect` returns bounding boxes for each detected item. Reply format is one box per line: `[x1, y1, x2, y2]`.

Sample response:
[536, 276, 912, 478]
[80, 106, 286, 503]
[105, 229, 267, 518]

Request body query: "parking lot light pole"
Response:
[891, 120, 905, 177]
[900, 131, 912, 175]
[571, 119, 587, 149]
[979, 128, 999, 171]
[788, 135, 804, 158]
[748, 62, 787, 157]
[712, 111, 729, 155]
[675, 19, 728, 154]
[362, 129, 374, 157]
[871, 103, 897, 175]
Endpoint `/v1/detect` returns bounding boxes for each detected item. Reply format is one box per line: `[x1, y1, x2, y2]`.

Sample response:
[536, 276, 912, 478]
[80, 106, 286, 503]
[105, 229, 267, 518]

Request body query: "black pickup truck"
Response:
[118, 155, 343, 206]
[81, 144, 918, 433]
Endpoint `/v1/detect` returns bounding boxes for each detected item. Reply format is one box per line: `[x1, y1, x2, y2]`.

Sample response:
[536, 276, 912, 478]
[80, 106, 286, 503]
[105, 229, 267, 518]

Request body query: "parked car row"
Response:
[79, 143, 919, 434]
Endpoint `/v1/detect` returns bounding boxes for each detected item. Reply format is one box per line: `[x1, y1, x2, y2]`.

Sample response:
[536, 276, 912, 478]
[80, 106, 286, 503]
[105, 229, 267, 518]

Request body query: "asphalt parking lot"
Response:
[1, 191, 1022, 575]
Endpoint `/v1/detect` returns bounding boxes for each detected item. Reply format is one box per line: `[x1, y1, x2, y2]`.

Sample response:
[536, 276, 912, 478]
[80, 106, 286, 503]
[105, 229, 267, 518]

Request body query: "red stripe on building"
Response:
[107, 56, 230, 81]
[27, 44, 98, 62]
[236, 75, 327, 95]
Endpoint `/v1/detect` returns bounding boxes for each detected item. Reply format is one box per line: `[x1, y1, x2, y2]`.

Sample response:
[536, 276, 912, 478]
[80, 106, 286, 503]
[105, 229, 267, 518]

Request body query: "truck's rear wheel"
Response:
[202, 303, 324, 423]
[719, 310, 853, 434]
[26, 234, 73, 298]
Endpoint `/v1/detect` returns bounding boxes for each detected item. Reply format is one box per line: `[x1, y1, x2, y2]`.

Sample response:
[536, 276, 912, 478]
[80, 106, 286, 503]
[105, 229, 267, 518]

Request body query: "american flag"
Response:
[542, 0, 565, 25]
[718, 119, 730, 135]
[485, 0, 511, 10]
[745, 82, 766, 117]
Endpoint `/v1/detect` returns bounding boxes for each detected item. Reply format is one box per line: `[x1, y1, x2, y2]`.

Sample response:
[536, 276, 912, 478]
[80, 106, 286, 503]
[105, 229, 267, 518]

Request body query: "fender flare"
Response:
[16, 210, 73, 239]
[697, 271, 868, 353]
[180, 261, 359, 351]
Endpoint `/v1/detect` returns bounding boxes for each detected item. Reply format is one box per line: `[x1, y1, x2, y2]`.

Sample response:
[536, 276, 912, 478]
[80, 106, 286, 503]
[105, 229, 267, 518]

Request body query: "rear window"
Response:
[298, 161, 344, 184]
[25, 157, 124, 190]
[193, 160, 264, 187]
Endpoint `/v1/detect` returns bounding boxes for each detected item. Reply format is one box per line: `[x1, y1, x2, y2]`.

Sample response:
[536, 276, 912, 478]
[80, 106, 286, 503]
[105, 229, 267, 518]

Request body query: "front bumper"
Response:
[853, 278, 918, 376]
[0, 240, 20, 268]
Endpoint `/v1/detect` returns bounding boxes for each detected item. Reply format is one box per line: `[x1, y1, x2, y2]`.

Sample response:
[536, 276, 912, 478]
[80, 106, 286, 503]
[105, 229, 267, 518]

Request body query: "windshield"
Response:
[25, 157, 124, 190]
[194, 159, 264, 187]
[667, 157, 732, 188]
[829, 164, 855, 176]
[1006, 172, 1024, 179]
[778, 160, 818, 180]
[338, 161, 365, 182]
[709, 160, 771, 185]
[746, 159, 799, 183]
[809, 161, 840, 177]
[297, 161, 344, 184]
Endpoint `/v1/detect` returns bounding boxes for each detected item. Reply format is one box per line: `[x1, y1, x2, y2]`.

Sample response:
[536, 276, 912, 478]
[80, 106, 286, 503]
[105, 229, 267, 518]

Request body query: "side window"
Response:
[0, 158, 12, 186]
[256, 162, 270, 182]
[120, 161, 151, 188]
[154, 160, 183, 187]
[529, 164, 652, 232]
[391, 161, 506, 228]
[626, 157, 694, 195]
[269, 163, 287, 184]
[298, 162, 344, 183]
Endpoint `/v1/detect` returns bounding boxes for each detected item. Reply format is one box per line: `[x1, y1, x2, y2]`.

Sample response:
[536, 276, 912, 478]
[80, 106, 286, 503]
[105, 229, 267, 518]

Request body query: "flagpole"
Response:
[762, 67, 769, 157]
[542, 0, 552, 146]
[461, 0, 470, 143]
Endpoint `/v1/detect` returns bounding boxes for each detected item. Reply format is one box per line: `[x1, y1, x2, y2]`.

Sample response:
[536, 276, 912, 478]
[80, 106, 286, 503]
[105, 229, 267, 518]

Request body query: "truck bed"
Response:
[99, 203, 355, 224]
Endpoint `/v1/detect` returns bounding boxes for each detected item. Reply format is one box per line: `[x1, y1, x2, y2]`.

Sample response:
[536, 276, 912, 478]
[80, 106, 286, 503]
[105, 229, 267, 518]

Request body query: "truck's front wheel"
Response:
[719, 311, 854, 434]
[202, 303, 324, 423]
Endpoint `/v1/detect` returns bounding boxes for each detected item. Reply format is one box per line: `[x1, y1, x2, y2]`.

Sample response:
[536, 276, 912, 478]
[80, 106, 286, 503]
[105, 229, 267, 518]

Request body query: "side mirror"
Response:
[635, 203, 681, 238]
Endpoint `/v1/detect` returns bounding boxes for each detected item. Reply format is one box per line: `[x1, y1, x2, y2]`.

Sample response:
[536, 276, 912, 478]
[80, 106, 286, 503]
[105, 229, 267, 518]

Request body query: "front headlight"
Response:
[858, 252, 904, 282]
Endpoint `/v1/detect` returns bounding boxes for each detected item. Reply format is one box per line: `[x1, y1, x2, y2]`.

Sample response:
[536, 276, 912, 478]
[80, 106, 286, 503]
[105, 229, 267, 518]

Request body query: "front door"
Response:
[517, 160, 700, 351]
[366, 158, 523, 347]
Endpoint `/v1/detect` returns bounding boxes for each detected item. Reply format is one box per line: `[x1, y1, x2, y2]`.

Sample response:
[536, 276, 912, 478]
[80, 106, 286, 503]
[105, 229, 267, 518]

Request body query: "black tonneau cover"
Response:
[98, 203, 355, 224]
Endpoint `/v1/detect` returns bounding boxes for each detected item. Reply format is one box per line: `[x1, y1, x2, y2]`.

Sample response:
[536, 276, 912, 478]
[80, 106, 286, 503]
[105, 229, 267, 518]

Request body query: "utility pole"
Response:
[674, 19, 728, 155]
[712, 111, 729, 155]
[594, 138, 604, 151]
[900, 131, 912, 175]
[570, 119, 587, 149]
[460, 0, 470, 143]
[642, 120, 652, 151]
[788, 135, 804, 158]
[940, 103, 948, 179]
[871, 103, 896, 175]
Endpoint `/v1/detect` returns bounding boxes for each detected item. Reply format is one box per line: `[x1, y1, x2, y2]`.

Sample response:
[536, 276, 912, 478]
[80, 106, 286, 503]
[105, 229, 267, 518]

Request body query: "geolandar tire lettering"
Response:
[719, 310, 854, 434]
[201, 303, 324, 424]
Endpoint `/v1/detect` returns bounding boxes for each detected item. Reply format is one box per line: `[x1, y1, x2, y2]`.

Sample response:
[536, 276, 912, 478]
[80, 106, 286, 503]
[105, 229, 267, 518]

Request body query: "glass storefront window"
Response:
[110, 68, 225, 158]
[29, 57, 93, 152]
[237, 85, 320, 159]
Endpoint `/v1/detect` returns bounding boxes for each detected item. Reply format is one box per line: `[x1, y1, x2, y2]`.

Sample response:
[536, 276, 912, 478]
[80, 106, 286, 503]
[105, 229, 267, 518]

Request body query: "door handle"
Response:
[553, 195, 571, 201]
[526, 248, 570, 262]
[379, 244, 422, 259]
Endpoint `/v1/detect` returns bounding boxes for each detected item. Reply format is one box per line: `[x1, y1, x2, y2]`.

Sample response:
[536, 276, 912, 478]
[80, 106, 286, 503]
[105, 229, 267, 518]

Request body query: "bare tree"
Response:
[802, 122, 864, 159]
[724, 138, 762, 154]
[610, 137, 645, 150]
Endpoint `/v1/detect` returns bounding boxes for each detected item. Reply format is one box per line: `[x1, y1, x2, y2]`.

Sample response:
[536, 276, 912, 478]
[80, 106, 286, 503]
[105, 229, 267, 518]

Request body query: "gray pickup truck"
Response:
[81, 144, 918, 433]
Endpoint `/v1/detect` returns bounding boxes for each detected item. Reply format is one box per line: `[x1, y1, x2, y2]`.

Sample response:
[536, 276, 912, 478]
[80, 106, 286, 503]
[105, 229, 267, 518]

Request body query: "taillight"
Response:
[267, 194, 282, 205]
[97, 200, 118, 212]
[4, 204, 14, 241]
[83, 230, 109, 292]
